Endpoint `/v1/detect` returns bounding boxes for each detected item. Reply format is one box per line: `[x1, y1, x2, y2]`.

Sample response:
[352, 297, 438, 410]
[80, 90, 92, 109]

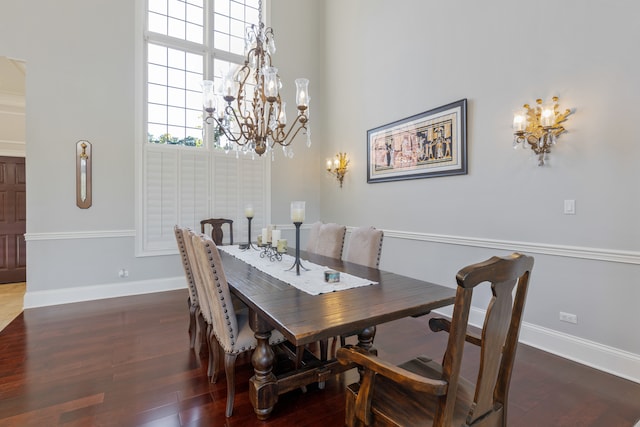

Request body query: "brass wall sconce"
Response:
[326, 152, 349, 187]
[513, 96, 572, 166]
[76, 140, 92, 208]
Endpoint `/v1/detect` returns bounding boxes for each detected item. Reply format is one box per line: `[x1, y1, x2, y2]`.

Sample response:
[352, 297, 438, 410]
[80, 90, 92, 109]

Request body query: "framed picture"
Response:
[367, 99, 467, 183]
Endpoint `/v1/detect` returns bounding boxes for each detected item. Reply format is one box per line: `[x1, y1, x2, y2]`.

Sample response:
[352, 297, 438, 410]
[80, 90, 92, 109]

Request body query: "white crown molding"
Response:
[433, 306, 640, 384]
[0, 92, 25, 109]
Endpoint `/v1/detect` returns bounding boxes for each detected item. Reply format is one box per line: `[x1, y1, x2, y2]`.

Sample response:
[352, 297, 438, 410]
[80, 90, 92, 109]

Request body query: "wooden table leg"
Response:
[249, 311, 278, 420]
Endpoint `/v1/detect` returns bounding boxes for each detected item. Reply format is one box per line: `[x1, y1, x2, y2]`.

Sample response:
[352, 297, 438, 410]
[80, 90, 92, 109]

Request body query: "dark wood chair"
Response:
[200, 218, 233, 245]
[337, 253, 534, 427]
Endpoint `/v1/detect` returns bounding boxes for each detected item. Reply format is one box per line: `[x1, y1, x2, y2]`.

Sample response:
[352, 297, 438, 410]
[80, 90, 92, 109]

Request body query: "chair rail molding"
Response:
[24, 229, 136, 241]
[380, 228, 640, 265]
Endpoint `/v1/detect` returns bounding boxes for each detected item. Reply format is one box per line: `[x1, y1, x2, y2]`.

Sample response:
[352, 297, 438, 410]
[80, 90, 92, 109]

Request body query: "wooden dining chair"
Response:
[337, 253, 534, 427]
[200, 218, 234, 245]
[191, 232, 286, 417]
[306, 221, 347, 259]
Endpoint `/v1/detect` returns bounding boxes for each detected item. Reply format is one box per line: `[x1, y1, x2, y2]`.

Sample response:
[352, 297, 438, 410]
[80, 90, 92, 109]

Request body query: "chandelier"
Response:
[512, 97, 572, 166]
[201, 0, 310, 158]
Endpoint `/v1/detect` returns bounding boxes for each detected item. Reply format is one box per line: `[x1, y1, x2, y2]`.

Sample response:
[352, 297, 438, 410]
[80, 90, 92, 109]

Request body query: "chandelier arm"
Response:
[272, 115, 308, 146]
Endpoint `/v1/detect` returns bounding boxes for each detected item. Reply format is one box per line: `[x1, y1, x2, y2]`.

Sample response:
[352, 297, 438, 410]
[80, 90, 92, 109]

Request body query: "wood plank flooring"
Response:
[0, 289, 638, 426]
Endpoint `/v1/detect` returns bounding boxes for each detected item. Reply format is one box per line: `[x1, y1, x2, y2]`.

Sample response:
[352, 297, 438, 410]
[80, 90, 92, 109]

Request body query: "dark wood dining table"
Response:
[219, 248, 456, 420]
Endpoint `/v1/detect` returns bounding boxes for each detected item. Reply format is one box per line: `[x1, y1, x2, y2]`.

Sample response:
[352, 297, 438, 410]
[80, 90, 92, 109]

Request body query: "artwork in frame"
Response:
[367, 99, 467, 183]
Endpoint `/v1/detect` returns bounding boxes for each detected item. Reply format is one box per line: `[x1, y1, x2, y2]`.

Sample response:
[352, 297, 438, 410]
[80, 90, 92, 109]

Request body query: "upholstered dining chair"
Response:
[191, 232, 286, 417]
[200, 218, 234, 245]
[337, 226, 385, 349]
[305, 221, 347, 259]
[173, 226, 202, 351]
[337, 253, 534, 427]
[343, 226, 384, 268]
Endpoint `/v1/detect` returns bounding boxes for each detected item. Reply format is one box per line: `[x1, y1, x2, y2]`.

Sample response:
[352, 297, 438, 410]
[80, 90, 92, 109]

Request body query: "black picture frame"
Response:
[367, 99, 467, 183]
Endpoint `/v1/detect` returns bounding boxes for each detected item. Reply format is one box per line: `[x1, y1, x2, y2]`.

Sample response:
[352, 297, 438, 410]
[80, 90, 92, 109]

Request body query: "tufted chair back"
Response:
[191, 233, 241, 353]
[343, 226, 384, 268]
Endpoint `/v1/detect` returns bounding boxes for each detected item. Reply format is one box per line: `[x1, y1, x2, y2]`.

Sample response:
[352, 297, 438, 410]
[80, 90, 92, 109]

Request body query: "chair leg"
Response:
[208, 329, 223, 383]
[197, 312, 208, 357]
[224, 353, 238, 417]
[188, 299, 197, 349]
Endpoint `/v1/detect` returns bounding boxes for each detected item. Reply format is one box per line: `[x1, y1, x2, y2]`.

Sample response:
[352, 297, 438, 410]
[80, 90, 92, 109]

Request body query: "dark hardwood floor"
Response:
[0, 290, 638, 426]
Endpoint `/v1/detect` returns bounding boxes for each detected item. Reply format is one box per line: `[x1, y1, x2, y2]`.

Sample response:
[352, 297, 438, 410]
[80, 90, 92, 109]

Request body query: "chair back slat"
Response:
[200, 218, 234, 245]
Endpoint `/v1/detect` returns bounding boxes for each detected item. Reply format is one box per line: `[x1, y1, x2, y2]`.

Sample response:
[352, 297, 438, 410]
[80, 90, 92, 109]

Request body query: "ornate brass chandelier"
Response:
[201, 0, 310, 158]
[512, 97, 572, 166]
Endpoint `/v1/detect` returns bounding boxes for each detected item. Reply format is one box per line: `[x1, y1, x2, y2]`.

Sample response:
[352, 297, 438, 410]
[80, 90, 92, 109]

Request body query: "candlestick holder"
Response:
[259, 243, 283, 262]
[242, 216, 259, 250]
[287, 221, 309, 275]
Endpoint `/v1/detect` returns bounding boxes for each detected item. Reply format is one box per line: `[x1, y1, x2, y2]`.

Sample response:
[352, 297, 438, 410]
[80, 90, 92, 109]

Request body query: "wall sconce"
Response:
[326, 152, 349, 187]
[513, 97, 572, 166]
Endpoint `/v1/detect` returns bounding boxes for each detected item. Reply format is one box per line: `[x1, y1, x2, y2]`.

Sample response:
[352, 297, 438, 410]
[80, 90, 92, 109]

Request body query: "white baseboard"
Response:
[434, 306, 640, 384]
[23, 277, 186, 309]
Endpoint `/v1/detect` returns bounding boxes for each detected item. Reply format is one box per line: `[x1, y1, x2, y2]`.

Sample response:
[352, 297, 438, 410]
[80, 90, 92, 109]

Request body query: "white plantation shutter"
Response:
[210, 152, 269, 245]
[142, 145, 269, 254]
[144, 147, 178, 252]
[180, 150, 210, 228]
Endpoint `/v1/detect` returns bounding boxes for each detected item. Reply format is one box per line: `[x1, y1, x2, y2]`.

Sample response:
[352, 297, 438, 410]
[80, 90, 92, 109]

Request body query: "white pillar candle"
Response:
[271, 229, 281, 243]
[262, 228, 268, 242]
[266, 225, 273, 242]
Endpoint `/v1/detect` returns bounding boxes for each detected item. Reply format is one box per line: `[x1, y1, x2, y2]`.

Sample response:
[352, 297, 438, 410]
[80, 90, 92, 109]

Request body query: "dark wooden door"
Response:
[0, 156, 26, 283]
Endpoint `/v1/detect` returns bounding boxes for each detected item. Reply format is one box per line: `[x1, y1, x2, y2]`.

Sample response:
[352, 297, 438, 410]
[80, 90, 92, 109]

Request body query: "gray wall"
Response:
[0, 0, 638, 381]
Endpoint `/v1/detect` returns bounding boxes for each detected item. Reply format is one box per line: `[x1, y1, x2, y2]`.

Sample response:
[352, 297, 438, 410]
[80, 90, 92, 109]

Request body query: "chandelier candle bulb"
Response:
[296, 78, 309, 108]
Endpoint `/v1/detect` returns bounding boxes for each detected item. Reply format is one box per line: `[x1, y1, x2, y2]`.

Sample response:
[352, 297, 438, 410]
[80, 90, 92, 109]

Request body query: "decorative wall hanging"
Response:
[367, 99, 467, 183]
[76, 140, 92, 208]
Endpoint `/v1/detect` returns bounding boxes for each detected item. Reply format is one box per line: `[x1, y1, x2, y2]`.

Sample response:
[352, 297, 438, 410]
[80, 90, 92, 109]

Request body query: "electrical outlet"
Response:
[559, 311, 577, 324]
[563, 199, 576, 215]
[118, 269, 129, 278]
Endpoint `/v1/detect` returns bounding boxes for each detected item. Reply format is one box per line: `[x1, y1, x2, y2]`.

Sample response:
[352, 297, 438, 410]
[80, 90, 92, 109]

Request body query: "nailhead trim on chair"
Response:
[205, 243, 237, 348]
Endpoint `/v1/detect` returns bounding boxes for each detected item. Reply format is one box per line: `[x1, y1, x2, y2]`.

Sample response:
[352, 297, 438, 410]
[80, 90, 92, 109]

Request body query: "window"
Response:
[140, 0, 269, 254]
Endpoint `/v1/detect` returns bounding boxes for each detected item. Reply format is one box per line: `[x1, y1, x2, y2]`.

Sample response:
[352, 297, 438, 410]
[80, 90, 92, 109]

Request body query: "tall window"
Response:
[141, 0, 269, 254]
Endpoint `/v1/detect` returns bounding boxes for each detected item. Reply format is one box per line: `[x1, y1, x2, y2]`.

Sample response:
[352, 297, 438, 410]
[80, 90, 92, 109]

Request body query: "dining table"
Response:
[218, 246, 457, 420]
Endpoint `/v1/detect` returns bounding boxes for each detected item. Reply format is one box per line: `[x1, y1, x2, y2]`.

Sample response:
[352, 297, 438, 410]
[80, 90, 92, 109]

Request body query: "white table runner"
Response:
[218, 245, 377, 296]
